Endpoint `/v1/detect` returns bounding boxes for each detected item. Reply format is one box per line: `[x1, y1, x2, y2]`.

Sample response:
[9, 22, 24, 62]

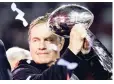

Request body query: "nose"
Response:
[38, 40, 46, 50]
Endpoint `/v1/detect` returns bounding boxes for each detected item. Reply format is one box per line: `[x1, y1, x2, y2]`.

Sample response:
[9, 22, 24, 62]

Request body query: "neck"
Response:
[47, 61, 56, 67]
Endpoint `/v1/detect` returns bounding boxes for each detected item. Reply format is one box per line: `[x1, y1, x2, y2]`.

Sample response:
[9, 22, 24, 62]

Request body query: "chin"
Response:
[40, 59, 51, 64]
[34, 58, 51, 64]
[33, 54, 53, 64]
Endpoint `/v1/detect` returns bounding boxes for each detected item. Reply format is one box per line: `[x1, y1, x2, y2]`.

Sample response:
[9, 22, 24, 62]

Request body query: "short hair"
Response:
[28, 13, 64, 42]
[6, 47, 32, 62]
[28, 13, 50, 38]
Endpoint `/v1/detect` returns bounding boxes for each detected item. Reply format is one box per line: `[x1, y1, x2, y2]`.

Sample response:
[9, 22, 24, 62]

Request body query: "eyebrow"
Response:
[47, 34, 58, 39]
[32, 37, 40, 40]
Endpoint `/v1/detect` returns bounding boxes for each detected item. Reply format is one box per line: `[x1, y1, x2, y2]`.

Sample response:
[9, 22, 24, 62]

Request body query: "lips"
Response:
[36, 51, 49, 55]
[38, 52, 48, 54]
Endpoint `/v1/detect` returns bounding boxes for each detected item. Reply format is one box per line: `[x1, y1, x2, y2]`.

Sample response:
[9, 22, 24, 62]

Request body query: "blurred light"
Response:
[11, 3, 28, 27]
[97, 33, 112, 53]
[101, 8, 112, 24]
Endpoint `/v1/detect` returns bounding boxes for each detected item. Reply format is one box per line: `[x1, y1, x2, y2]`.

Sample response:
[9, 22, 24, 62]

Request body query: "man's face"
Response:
[29, 22, 63, 65]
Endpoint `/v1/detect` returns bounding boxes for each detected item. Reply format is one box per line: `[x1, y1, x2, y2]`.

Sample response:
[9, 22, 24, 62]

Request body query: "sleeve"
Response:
[87, 49, 112, 80]
[12, 48, 88, 80]
[12, 64, 68, 80]
[78, 48, 112, 80]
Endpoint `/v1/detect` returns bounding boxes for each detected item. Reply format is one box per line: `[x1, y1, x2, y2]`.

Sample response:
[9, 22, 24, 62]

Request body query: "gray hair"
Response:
[6, 47, 32, 62]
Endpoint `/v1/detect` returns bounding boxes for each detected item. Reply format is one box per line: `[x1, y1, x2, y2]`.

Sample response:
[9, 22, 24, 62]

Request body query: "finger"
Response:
[83, 38, 90, 50]
[72, 24, 87, 39]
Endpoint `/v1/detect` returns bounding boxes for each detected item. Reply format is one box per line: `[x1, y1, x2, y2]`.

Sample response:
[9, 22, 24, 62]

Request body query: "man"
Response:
[12, 13, 112, 80]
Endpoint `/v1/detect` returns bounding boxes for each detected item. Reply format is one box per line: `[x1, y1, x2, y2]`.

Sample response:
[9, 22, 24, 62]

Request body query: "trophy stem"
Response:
[86, 29, 112, 72]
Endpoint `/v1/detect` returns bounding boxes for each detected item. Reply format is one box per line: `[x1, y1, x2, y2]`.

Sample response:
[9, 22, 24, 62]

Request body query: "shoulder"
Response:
[12, 59, 40, 80]
[12, 59, 40, 73]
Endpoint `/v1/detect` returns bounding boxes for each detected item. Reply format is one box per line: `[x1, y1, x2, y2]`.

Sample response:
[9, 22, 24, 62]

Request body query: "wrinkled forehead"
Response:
[30, 22, 59, 39]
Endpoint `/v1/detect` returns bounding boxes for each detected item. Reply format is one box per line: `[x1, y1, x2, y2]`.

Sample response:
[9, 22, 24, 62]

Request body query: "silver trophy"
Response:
[48, 4, 112, 72]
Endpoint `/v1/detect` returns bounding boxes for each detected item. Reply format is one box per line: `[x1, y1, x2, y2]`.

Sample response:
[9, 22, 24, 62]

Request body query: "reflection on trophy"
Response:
[48, 4, 112, 72]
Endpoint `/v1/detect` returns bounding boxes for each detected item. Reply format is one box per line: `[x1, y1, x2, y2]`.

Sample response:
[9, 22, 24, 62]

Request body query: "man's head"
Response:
[28, 14, 64, 66]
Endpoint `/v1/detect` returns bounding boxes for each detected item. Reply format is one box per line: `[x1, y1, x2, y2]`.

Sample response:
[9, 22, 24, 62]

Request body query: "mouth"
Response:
[36, 52, 49, 55]
[38, 52, 48, 54]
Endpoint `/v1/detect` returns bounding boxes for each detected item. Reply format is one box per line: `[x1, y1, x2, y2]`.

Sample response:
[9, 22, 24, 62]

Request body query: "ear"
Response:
[58, 37, 65, 51]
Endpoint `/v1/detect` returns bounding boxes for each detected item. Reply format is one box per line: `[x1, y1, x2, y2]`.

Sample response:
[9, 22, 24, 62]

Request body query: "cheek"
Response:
[46, 43, 60, 56]
[46, 43, 59, 51]
[49, 50, 59, 59]
[29, 45, 39, 62]
[29, 42, 37, 55]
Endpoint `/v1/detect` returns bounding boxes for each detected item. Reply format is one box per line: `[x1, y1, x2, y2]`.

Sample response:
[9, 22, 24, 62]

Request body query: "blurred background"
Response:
[0, 2, 112, 54]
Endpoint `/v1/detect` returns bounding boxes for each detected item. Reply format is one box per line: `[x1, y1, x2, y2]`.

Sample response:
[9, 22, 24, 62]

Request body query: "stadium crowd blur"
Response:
[0, 2, 112, 56]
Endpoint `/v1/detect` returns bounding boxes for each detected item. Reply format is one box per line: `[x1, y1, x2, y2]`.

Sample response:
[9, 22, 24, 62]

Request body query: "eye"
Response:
[45, 38, 54, 42]
[32, 38, 40, 42]
[49, 38, 53, 41]
[32, 39, 37, 42]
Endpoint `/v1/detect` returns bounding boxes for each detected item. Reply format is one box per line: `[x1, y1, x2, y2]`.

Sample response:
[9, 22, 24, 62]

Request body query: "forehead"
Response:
[30, 23, 57, 39]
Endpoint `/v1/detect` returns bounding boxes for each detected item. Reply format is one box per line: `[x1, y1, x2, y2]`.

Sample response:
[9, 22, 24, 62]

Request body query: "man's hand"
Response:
[68, 24, 87, 55]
